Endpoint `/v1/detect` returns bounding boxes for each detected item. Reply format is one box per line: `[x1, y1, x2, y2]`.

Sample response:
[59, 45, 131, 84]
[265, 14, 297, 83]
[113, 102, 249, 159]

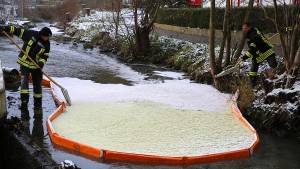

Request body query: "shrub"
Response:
[156, 6, 286, 33]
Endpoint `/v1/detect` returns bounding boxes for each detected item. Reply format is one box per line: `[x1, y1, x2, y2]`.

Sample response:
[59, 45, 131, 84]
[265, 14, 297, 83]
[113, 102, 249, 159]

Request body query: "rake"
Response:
[2, 31, 72, 106]
[215, 59, 242, 78]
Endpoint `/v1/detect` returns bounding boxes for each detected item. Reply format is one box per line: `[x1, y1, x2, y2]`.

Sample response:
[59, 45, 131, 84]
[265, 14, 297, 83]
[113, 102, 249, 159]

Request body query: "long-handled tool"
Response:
[215, 33, 278, 78]
[215, 59, 242, 78]
[2, 31, 72, 106]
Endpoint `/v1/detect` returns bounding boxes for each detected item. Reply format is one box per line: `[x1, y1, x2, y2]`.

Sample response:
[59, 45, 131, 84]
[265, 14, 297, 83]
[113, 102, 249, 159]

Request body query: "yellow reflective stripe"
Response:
[250, 43, 256, 47]
[246, 51, 253, 58]
[21, 54, 27, 60]
[36, 48, 45, 61]
[20, 89, 30, 94]
[39, 58, 46, 63]
[21, 46, 31, 60]
[38, 48, 45, 55]
[249, 72, 257, 76]
[34, 93, 43, 98]
[10, 26, 15, 33]
[256, 49, 274, 63]
[19, 29, 24, 38]
[255, 28, 273, 48]
[17, 58, 38, 69]
[28, 40, 33, 46]
[26, 46, 31, 53]
[44, 53, 49, 56]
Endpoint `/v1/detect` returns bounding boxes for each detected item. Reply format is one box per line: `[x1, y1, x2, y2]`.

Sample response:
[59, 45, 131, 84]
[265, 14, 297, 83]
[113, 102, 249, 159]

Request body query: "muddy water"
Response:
[1, 36, 300, 168]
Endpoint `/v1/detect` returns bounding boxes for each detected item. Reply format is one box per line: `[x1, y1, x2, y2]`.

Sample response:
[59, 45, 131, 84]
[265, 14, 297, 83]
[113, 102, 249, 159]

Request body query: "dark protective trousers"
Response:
[20, 65, 43, 106]
[249, 54, 278, 87]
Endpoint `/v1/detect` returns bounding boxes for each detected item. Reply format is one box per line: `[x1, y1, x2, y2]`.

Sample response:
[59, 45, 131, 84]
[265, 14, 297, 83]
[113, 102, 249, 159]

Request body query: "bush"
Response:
[156, 6, 286, 33]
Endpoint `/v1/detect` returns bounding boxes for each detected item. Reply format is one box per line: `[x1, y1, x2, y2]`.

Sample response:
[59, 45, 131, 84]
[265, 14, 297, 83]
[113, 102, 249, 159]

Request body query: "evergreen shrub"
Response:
[156, 6, 286, 33]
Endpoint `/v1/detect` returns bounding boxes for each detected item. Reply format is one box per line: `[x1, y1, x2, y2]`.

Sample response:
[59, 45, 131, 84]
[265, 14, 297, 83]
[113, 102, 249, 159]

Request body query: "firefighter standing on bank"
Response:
[239, 22, 279, 87]
[0, 25, 52, 110]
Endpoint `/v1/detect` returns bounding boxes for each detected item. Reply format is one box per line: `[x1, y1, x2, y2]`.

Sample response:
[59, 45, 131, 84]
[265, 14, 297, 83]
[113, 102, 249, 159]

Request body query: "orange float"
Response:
[44, 78, 259, 165]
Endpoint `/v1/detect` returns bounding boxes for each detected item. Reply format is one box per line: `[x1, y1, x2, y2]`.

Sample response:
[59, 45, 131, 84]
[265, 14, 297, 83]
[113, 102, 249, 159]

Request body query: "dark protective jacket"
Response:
[4, 25, 50, 69]
[242, 27, 275, 63]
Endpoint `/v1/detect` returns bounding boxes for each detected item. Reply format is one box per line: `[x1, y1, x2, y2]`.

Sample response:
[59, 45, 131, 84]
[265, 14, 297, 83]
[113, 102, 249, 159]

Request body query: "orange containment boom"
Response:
[45, 78, 260, 165]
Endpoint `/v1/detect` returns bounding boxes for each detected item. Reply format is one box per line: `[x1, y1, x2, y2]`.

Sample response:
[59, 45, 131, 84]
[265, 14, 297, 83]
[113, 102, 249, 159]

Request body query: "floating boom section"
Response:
[45, 78, 259, 165]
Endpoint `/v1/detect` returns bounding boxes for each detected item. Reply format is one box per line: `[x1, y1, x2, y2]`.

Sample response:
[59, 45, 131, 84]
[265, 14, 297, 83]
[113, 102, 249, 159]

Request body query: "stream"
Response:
[1, 32, 299, 169]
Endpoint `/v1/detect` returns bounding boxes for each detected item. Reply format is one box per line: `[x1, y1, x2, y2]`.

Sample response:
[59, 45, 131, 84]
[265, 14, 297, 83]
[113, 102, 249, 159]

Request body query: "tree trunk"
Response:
[286, 45, 300, 88]
[224, 0, 232, 67]
[135, 27, 151, 57]
[111, 0, 121, 42]
[273, 0, 289, 70]
[289, 23, 299, 67]
[217, 17, 227, 69]
[224, 19, 232, 67]
[209, 0, 217, 78]
[132, 0, 160, 58]
[233, 0, 254, 61]
[217, 0, 231, 68]
[293, 44, 300, 67]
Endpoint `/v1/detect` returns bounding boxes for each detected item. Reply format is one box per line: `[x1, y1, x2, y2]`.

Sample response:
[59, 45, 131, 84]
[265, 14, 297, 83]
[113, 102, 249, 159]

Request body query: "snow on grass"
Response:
[66, 7, 299, 118]
[69, 8, 138, 41]
[53, 77, 230, 112]
[30, 22, 65, 36]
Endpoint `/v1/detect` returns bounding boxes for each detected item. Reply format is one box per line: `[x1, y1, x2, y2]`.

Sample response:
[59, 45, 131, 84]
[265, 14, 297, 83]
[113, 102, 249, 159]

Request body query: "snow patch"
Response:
[52, 77, 230, 112]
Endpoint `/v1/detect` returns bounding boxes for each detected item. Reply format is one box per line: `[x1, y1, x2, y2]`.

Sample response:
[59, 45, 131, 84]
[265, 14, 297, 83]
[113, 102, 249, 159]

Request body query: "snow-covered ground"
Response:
[68, 9, 137, 41]
[30, 22, 65, 36]
[59, 3, 300, 138]
[66, 5, 299, 99]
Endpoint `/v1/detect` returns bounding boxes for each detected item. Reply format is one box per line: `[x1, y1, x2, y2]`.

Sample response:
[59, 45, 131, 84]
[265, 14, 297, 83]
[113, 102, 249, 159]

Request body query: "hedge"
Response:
[156, 6, 287, 33]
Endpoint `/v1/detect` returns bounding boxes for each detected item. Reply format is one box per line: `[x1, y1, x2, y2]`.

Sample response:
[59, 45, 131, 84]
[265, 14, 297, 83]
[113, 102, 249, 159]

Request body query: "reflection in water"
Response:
[20, 108, 45, 148]
[32, 110, 44, 147]
[20, 108, 30, 135]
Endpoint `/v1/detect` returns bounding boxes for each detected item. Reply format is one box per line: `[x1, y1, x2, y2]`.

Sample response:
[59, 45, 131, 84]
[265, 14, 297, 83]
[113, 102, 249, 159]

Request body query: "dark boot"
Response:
[34, 98, 42, 110]
[249, 75, 257, 88]
[19, 95, 29, 110]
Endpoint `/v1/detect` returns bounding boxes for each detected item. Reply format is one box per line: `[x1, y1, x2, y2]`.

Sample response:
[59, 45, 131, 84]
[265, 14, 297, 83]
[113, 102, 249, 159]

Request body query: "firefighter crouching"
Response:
[238, 22, 279, 87]
[0, 25, 52, 110]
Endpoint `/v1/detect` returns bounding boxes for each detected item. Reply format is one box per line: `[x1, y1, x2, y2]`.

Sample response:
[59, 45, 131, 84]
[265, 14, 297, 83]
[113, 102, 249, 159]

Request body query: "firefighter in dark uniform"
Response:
[0, 25, 52, 110]
[239, 22, 279, 87]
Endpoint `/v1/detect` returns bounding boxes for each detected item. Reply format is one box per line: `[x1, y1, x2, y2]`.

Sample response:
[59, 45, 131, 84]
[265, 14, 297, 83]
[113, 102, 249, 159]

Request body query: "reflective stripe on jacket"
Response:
[6, 25, 50, 69]
[243, 27, 275, 63]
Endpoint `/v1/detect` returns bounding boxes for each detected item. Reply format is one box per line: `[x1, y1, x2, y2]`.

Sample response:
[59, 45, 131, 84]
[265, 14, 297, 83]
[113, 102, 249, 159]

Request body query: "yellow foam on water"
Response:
[52, 101, 256, 157]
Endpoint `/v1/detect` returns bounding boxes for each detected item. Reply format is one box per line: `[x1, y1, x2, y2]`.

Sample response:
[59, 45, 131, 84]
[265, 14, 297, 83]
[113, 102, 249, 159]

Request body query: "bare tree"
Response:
[110, 0, 122, 42]
[261, 0, 288, 68]
[209, 0, 217, 80]
[233, 0, 255, 61]
[262, 1, 300, 88]
[132, 0, 160, 57]
[217, 0, 231, 68]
